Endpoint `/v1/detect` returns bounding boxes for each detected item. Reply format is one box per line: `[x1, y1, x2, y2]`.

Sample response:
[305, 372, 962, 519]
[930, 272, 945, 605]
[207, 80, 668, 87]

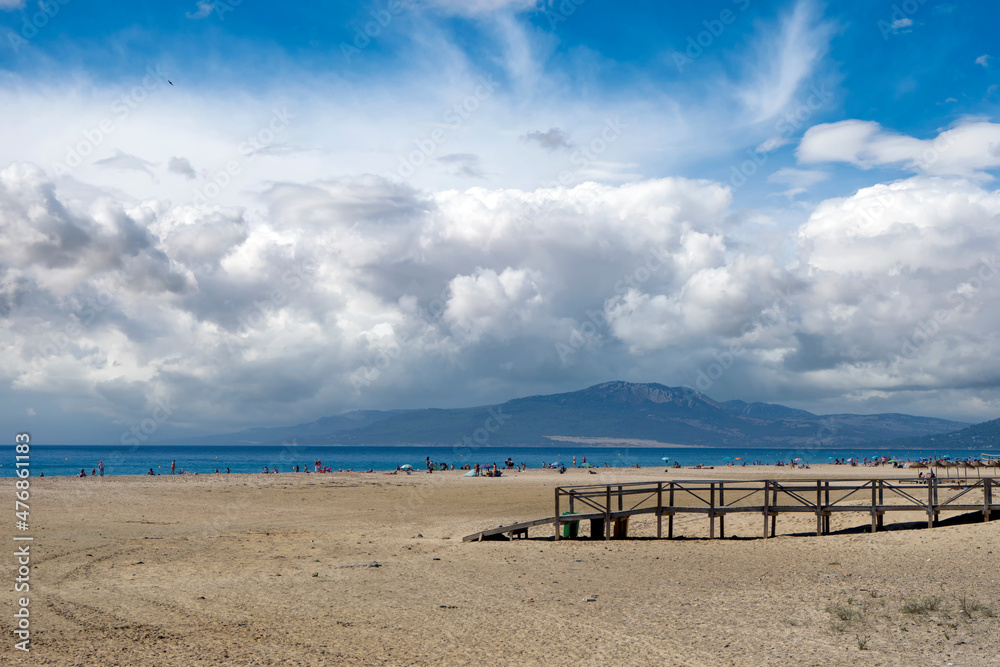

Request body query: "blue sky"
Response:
[2, 0, 1000, 444]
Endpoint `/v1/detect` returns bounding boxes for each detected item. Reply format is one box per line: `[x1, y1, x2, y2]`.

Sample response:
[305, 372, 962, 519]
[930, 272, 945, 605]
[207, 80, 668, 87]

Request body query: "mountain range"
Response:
[878, 417, 1000, 452]
[167, 381, 980, 449]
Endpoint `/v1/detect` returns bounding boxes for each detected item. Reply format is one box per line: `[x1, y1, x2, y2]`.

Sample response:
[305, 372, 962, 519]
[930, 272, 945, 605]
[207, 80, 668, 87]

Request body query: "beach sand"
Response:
[3, 465, 999, 666]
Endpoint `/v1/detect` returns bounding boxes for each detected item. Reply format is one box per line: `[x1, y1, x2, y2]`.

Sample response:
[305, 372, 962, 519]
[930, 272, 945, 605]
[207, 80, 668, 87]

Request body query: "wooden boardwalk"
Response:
[462, 477, 999, 542]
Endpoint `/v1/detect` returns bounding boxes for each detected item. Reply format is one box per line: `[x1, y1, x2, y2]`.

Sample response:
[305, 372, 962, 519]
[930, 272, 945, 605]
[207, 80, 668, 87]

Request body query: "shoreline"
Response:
[17, 458, 998, 480]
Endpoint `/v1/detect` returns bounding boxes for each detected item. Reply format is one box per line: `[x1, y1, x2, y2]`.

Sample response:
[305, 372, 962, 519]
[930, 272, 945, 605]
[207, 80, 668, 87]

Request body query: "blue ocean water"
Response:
[5, 443, 995, 477]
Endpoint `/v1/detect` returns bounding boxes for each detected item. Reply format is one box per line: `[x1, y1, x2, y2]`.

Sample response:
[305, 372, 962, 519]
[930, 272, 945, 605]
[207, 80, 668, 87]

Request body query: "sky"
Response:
[2, 0, 1000, 444]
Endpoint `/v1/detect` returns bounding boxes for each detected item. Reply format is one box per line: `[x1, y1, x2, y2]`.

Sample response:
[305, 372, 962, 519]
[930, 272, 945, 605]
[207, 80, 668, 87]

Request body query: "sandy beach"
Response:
[3, 465, 999, 666]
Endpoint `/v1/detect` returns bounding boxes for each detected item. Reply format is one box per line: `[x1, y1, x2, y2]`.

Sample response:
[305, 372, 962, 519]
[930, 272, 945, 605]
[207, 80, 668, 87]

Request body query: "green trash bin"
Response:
[561, 511, 579, 538]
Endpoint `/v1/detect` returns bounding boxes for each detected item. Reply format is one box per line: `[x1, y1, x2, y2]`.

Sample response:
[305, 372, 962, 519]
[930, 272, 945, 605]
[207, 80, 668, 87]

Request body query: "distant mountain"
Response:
[166, 381, 972, 449]
[875, 417, 1000, 451]
[722, 400, 818, 421]
[168, 409, 407, 445]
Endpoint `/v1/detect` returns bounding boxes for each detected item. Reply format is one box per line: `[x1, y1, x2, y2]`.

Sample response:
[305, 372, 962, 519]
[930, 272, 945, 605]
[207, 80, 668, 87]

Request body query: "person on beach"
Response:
[226, 468, 230, 474]
[147, 469, 154, 475]
[79, 469, 87, 477]
[171, 460, 176, 475]
[91, 468, 96, 476]
[98, 461, 104, 476]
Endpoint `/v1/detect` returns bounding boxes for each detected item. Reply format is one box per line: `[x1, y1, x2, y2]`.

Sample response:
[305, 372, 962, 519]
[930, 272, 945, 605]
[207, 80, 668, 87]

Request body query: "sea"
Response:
[6, 443, 997, 477]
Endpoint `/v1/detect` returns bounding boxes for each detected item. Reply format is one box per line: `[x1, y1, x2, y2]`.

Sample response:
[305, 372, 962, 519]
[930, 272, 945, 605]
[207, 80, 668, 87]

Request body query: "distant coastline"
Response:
[543, 436, 707, 448]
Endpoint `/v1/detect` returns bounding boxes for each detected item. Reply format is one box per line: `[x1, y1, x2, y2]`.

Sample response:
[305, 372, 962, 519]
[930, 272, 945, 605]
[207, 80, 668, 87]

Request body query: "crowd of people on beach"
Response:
[67, 453, 997, 477]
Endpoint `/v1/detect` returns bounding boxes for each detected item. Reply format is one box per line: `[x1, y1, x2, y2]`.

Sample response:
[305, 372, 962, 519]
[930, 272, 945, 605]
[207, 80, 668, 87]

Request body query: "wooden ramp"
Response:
[463, 516, 563, 542]
[463, 477, 1000, 542]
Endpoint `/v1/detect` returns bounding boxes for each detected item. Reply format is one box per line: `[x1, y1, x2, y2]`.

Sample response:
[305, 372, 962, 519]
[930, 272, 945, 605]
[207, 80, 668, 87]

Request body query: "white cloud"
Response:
[767, 167, 828, 199]
[94, 149, 158, 181]
[976, 54, 991, 68]
[892, 18, 913, 30]
[768, 167, 827, 187]
[421, 0, 537, 17]
[443, 267, 543, 342]
[185, 1, 214, 20]
[1, 168, 742, 429]
[736, 0, 835, 123]
[168, 157, 197, 179]
[6, 159, 1000, 428]
[789, 176, 1000, 394]
[522, 127, 574, 152]
[0, 0, 24, 9]
[797, 119, 1000, 178]
[756, 136, 792, 153]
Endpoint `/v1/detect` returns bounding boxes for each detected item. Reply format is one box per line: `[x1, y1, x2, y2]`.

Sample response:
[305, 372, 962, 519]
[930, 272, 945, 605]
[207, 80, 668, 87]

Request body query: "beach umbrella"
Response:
[735, 457, 743, 461]
[661, 457, 670, 461]
[794, 458, 803, 462]
[400, 464, 413, 470]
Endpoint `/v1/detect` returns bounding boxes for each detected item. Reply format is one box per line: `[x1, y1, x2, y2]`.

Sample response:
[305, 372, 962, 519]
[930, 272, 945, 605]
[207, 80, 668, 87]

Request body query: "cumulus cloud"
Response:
[6, 158, 1000, 433]
[976, 54, 991, 68]
[1, 169, 746, 428]
[797, 119, 1000, 178]
[0, 163, 187, 295]
[443, 267, 543, 342]
[788, 176, 1000, 399]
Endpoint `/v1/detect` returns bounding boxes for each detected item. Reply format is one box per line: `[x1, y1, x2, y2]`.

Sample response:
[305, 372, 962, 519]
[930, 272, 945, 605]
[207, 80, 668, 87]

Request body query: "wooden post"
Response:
[927, 478, 935, 529]
[668, 482, 675, 539]
[719, 482, 725, 539]
[763, 481, 770, 539]
[814, 480, 820, 536]
[876, 480, 884, 530]
[656, 482, 663, 539]
[824, 482, 831, 534]
[770, 484, 778, 537]
[605, 485, 612, 540]
[617, 485, 623, 512]
[870, 481, 878, 534]
[709, 483, 715, 539]
[986, 478, 992, 523]
[554, 487, 561, 541]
